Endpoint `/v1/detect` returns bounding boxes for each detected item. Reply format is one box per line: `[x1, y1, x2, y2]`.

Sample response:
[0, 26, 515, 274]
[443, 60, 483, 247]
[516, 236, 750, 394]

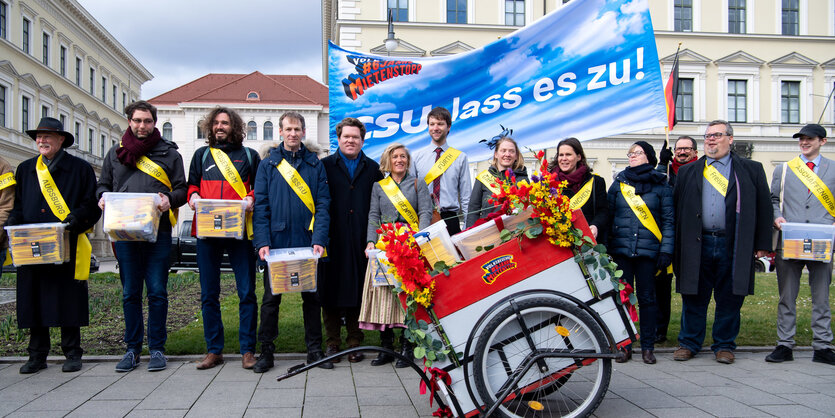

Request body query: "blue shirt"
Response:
[409, 142, 472, 213]
[702, 153, 732, 231]
[338, 148, 360, 179]
[800, 154, 821, 174]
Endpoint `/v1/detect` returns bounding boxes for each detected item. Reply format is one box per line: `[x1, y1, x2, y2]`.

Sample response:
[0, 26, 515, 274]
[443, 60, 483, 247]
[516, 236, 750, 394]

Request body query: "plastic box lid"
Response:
[265, 247, 321, 262]
[195, 199, 248, 210]
[102, 192, 162, 205]
[4, 222, 67, 232]
[781, 222, 835, 241]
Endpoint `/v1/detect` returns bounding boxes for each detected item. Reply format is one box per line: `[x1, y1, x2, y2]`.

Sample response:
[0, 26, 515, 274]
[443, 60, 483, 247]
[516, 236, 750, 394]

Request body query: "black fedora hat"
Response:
[26, 117, 74, 148]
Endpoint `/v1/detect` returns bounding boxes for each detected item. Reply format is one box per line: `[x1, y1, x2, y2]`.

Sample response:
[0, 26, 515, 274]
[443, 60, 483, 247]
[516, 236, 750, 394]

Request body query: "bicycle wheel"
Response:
[472, 297, 611, 418]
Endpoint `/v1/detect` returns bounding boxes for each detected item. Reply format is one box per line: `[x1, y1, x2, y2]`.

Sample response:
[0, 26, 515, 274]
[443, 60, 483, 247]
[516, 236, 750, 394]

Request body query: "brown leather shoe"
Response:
[642, 350, 657, 364]
[348, 350, 365, 363]
[615, 347, 632, 363]
[241, 352, 256, 369]
[325, 344, 341, 363]
[715, 350, 735, 364]
[673, 347, 694, 361]
[196, 353, 224, 370]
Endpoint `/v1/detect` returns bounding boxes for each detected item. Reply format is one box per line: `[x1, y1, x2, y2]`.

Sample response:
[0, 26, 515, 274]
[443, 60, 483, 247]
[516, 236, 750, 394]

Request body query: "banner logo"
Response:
[481, 255, 517, 285]
[342, 55, 422, 101]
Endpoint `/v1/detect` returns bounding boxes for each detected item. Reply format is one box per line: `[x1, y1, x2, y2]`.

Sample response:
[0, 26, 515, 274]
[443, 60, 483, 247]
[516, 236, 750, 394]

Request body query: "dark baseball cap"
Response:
[792, 124, 827, 140]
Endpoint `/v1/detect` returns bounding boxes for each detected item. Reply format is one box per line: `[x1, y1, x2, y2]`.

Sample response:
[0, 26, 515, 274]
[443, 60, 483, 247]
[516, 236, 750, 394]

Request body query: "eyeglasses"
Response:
[704, 133, 727, 139]
[626, 151, 645, 158]
[675, 147, 696, 152]
[130, 118, 155, 125]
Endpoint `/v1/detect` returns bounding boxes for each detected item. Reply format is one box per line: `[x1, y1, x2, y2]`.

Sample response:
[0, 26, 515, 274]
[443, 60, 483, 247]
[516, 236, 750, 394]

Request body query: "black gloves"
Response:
[64, 214, 81, 233]
[656, 252, 672, 270]
[658, 146, 673, 166]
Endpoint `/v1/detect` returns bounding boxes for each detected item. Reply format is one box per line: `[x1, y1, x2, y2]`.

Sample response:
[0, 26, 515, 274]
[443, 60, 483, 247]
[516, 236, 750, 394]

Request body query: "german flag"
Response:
[664, 49, 680, 131]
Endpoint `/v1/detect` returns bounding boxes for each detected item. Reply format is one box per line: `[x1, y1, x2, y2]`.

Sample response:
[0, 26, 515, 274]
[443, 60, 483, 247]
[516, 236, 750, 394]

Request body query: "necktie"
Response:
[807, 161, 815, 193]
[433, 147, 442, 206]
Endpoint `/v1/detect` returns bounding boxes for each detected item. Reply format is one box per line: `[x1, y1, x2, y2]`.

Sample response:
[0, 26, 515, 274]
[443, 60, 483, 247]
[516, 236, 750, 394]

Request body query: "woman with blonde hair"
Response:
[466, 136, 528, 227]
[360, 143, 433, 367]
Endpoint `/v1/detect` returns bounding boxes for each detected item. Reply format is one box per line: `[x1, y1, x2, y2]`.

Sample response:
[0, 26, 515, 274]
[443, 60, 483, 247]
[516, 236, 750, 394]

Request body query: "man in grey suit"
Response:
[767, 124, 835, 365]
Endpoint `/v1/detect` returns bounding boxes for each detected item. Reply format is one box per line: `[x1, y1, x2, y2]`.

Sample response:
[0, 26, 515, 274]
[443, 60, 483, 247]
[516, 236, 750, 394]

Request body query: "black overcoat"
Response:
[6, 151, 102, 328]
[672, 153, 772, 296]
[319, 152, 383, 308]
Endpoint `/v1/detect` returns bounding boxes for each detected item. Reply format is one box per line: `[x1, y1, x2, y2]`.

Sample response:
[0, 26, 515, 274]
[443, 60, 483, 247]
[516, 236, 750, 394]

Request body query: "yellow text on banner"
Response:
[424, 147, 461, 185]
[210, 148, 253, 239]
[787, 157, 835, 218]
[379, 176, 420, 230]
[476, 170, 501, 195]
[570, 177, 595, 211]
[35, 155, 91, 280]
[619, 182, 663, 242]
[704, 163, 728, 197]
[135, 155, 178, 227]
[0, 172, 15, 191]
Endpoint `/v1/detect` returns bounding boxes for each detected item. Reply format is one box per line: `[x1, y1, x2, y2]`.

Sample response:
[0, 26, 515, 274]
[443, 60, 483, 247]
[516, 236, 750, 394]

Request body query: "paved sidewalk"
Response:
[0, 349, 833, 417]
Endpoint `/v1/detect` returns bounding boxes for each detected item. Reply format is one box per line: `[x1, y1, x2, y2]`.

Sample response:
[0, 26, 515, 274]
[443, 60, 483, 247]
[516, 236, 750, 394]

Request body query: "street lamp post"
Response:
[384, 9, 398, 56]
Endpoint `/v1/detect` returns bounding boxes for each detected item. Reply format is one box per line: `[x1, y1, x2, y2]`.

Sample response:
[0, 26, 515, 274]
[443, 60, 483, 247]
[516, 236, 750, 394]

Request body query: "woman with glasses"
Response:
[607, 141, 674, 364]
[548, 137, 608, 238]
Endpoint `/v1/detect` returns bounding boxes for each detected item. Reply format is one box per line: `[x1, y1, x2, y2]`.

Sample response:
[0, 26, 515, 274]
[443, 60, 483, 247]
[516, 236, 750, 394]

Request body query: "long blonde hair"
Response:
[379, 143, 411, 173]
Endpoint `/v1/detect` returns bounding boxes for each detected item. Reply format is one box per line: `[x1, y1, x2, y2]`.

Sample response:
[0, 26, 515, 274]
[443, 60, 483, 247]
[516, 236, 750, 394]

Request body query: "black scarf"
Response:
[621, 163, 658, 195]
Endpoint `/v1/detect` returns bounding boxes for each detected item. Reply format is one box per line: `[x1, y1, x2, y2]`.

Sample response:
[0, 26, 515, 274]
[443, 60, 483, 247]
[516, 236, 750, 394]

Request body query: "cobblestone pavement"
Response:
[0, 349, 833, 417]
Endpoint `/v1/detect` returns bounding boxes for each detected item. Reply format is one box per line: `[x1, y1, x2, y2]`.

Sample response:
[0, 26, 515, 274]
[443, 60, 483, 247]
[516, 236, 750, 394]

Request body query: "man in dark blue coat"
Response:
[252, 112, 331, 372]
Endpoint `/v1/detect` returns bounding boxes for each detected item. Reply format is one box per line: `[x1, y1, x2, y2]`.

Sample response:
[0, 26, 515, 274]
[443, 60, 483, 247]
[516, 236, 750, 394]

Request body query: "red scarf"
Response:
[670, 157, 697, 175]
[117, 127, 162, 167]
[554, 164, 589, 193]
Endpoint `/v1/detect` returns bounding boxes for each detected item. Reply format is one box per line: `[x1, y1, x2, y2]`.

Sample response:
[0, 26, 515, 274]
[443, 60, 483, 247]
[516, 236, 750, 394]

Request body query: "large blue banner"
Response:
[328, 0, 667, 162]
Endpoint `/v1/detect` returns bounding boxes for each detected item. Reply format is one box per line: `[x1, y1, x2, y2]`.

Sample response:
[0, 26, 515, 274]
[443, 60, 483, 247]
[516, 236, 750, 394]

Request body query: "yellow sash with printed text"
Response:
[0, 172, 13, 266]
[210, 147, 253, 239]
[620, 182, 663, 242]
[476, 169, 501, 195]
[135, 156, 178, 228]
[424, 147, 461, 185]
[277, 159, 316, 231]
[35, 156, 91, 280]
[570, 176, 596, 211]
[379, 176, 420, 230]
[786, 157, 835, 218]
[703, 163, 728, 197]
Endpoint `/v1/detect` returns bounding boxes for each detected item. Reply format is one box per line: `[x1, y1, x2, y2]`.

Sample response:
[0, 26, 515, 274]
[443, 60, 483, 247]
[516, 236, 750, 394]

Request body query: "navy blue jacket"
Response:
[253, 143, 330, 251]
[606, 169, 674, 258]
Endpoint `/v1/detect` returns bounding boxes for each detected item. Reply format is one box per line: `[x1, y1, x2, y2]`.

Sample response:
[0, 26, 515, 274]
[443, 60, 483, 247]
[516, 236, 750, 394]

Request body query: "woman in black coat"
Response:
[466, 137, 528, 227]
[606, 141, 673, 365]
[549, 138, 607, 239]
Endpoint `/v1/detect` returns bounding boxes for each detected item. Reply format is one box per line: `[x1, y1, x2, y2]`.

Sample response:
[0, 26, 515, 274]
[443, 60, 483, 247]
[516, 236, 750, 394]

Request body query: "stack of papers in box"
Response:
[415, 222, 461, 268]
[452, 220, 502, 260]
[102, 192, 161, 242]
[781, 222, 835, 262]
[195, 199, 247, 239]
[265, 247, 320, 294]
[5, 222, 70, 266]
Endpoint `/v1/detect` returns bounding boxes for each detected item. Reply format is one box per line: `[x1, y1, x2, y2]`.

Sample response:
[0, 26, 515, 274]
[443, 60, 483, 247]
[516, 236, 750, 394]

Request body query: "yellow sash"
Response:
[35, 155, 92, 280]
[786, 157, 835, 218]
[135, 156, 178, 228]
[277, 159, 316, 231]
[379, 176, 420, 229]
[570, 176, 595, 211]
[424, 147, 461, 185]
[210, 147, 253, 240]
[0, 172, 15, 191]
[704, 163, 728, 197]
[620, 182, 662, 242]
[476, 169, 501, 195]
[2, 249, 10, 266]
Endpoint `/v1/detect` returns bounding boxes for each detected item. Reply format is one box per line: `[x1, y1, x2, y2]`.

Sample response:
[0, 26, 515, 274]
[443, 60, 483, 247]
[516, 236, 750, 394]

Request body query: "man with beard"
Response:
[410, 107, 471, 235]
[188, 107, 260, 370]
[97, 100, 188, 372]
[654, 135, 698, 342]
[7, 117, 101, 374]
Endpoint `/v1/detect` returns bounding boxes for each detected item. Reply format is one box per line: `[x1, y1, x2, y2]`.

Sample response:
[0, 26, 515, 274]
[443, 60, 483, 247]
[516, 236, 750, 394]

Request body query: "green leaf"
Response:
[475, 246, 483, 252]
[414, 346, 426, 359]
[483, 244, 494, 251]
[593, 244, 607, 253]
[500, 229, 513, 239]
[433, 261, 447, 271]
[529, 224, 543, 235]
[618, 282, 625, 291]
[432, 339, 443, 350]
[573, 254, 583, 264]
[614, 270, 623, 278]
[443, 269, 450, 276]
[527, 218, 538, 226]
[414, 329, 425, 338]
[404, 329, 412, 338]
[583, 255, 597, 265]
[426, 350, 436, 361]
[418, 320, 429, 330]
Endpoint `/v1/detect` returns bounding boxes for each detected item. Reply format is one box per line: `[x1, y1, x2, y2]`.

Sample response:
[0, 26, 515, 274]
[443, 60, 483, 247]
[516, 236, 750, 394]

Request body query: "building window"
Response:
[674, 0, 692, 32]
[22, 18, 30, 54]
[246, 91, 259, 100]
[676, 78, 694, 122]
[101, 76, 106, 102]
[0, 1, 6, 40]
[122, 92, 126, 110]
[247, 121, 257, 140]
[0, 85, 5, 127]
[264, 121, 273, 141]
[447, 0, 466, 23]
[100, 134, 106, 155]
[89, 67, 95, 96]
[88, 128, 94, 151]
[22, 96, 30, 132]
[112, 85, 117, 109]
[728, 0, 745, 34]
[781, 81, 800, 124]
[75, 58, 82, 86]
[41, 105, 49, 118]
[162, 122, 172, 141]
[388, 0, 408, 22]
[42, 32, 50, 66]
[74, 122, 80, 147]
[59, 114, 66, 128]
[59, 46, 67, 76]
[505, 0, 525, 26]
[727, 79, 747, 123]
[197, 121, 205, 139]
[782, 0, 799, 35]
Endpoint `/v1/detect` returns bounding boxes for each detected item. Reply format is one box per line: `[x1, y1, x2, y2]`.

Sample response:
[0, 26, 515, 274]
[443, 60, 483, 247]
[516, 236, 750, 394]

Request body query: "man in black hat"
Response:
[766, 123, 835, 365]
[5, 117, 101, 374]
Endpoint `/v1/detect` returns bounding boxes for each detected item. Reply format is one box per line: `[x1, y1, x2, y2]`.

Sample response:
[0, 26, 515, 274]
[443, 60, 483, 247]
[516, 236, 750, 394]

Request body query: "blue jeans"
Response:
[115, 228, 172, 353]
[196, 238, 257, 354]
[678, 234, 746, 353]
[613, 255, 657, 351]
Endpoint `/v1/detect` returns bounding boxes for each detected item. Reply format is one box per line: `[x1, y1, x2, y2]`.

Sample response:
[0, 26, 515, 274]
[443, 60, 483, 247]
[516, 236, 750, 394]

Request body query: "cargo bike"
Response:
[277, 213, 637, 418]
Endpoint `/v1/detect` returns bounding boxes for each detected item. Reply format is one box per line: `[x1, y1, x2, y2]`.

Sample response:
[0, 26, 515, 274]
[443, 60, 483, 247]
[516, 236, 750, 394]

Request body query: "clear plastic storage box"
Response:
[194, 199, 248, 239]
[415, 222, 461, 268]
[102, 192, 161, 242]
[265, 247, 320, 294]
[4, 222, 70, 266]
[781, 222, 835, 262]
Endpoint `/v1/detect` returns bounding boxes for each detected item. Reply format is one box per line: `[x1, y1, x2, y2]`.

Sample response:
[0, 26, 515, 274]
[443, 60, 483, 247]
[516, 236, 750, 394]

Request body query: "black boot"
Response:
[20, 355, 47, 374]
[371, 329, 395, 366]
[62, 355, 82, 372]
[395, 333, 414, 369]
[253, 343, 274, 373]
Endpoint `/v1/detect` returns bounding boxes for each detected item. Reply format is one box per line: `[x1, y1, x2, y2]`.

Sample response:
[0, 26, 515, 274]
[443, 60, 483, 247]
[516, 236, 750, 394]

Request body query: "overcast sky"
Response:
[78, 0, 324, 100]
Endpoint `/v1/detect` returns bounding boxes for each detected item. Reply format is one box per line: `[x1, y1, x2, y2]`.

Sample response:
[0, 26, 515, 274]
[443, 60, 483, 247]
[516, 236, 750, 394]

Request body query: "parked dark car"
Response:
[169, 220, 263, 273]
